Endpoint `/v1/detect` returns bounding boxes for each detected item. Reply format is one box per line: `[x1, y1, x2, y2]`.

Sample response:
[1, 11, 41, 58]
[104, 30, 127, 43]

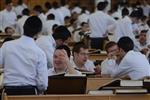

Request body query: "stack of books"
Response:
[88, 79, 150, 95]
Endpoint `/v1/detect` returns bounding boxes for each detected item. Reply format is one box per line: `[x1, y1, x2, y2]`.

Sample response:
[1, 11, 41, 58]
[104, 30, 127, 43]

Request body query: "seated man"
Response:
[71, 42, 96, 72]
[36, 26, 71, 68]
[112, 36, 150, 80]
[134, 30, 150, 55]
[0, 16, 48, 95]
[101, 41, 120, 77]
[48, 45, 81, 76]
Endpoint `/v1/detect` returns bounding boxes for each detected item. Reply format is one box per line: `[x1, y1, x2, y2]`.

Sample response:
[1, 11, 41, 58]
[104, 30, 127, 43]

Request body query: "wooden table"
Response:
[5, 94, 150, 100]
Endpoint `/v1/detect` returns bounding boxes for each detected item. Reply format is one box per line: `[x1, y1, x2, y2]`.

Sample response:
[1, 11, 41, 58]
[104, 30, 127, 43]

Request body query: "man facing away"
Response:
[0, 16, 48, 95]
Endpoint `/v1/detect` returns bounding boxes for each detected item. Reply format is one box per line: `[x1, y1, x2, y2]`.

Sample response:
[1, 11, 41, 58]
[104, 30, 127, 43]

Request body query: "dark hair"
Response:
[4, 27, 13, 33]
[117, 37, 134, 52]
[47, 14, 55, 20]
[52, 24, 58, 32]
[130, 9, 141, 19]
[17, 0, 23, 5]
[33, 5, 43, 13]
[56, 45, 71, 58]
[97, 2, 107, 11]
[140, 30, 148, 34]
[52, 26, 71, 41]
[22, 8, 30, 16]
[80, 22, 88, 27]
[44, 2, 51, 10]
[72, 42, 88, 56]
[105, 41, 117, 52]
[52, 2, 59, 9]
[5, 0, 12, 5]
[122, 7, 129, 17]
[23, 16, 42, 37]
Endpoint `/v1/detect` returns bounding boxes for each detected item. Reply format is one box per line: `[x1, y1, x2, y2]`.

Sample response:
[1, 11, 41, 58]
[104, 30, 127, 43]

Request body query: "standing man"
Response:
[0, 0, 17, 32]
[0, 16, 48, 95]
[89, 1, 116, 50]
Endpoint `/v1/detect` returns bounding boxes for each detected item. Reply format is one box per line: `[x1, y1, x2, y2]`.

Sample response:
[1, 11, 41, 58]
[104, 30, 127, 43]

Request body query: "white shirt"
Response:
[114, 16, 135, 42]
[36, 35, 56, 68]
[48, 67, 82, 76]
[111, 50, 150, 80]
[78, 13, 89, 24]
[16, 15, 29, 35]
[38, 13, 47, 34]
[45, 8, 64, 25]
[71, 7, 81, 14]
[60, 6, 71, 17]
[44, 20, 61, 35]
[101, 58, 118, 75]
[89, 11, 116, 38]
[134, 40, 150, 51]
[0, 9, 17, 32]
[70, 57, 95, 72]
[0, 35, 48, 91]
[14, 4, 27, 16]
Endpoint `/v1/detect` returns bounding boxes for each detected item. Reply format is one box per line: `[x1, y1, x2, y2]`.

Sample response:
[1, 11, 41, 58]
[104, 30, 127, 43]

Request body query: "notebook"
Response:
[45, 76, 87, 94]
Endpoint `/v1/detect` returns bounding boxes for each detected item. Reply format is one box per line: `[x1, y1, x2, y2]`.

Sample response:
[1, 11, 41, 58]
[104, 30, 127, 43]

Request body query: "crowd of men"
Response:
[0, 0, 150, 95]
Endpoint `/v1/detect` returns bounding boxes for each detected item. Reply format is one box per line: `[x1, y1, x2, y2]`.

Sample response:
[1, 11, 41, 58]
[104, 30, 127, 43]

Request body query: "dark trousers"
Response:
[90, 37, 109, 50]
[3, 86, 38, 95]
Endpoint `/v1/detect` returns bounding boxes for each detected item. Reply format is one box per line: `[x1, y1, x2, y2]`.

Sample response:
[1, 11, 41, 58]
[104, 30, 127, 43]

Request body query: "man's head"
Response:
[33, 5, 43, 15]
[130, 9, 141, 24]
[80, 22, 90, 32]
[122, 7, 129, 17]
[105, 41, 119, 57]
[23, 16, 42, 38]
[5, 27, 15, 35]
[117, 37, 134, 58]
[139, 30, 148, 45]
[53, 45, 71, 70]
[47, 14, 55, 20]
[97, 1, 108, 11]
[5, 0, 13, 12]
[72, 42, 89, 66]
[52, 26, 71, 46]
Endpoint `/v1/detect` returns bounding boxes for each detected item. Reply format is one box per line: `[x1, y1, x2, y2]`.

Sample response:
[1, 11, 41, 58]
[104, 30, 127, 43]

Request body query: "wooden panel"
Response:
[89, 54, 107, 61]
[110, 95, 150, 100]
[6, 95, 150, 100]
[86, 78, 113, 91]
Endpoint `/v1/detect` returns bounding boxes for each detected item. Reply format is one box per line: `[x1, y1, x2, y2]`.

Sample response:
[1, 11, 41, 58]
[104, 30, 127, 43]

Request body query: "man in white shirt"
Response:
[114, 8, 141, 42]
[134, 30, 150, 55]
[33, 5, 47, 35]
[0, 0, 17, 32]
[16, 8, 30, 35]
[112, 36, 150, 80]
[36, 26, 71, 69]
[44, 14, 60, 35]
[89, 2, 116, 50]
[71, 42, 96, 72]
[0, 16, 48, 95]
[48, 45, 81, 76]
[101, 41, 120, 77]
[14, 0, 28, 16]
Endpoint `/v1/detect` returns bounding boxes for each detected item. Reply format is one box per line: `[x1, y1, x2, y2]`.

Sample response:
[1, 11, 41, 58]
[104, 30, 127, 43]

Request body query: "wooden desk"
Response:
[86, 78, 113, 91]
[5, 94, 150, 100]
[89, 53, 107, 61]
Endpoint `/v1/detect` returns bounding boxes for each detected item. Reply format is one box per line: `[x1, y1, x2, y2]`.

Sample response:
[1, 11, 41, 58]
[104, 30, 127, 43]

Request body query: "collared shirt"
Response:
[114, 16, 136, 42]
[48, 67, 82, 76]
[16, 15, 29, 35]
[134, 40, 150, 51]
[89, 11, 116, 38]
[36, 35, 56, 69]
[101, 58, 119, 75]
[0, 35, 48, 91]
[111, 50, 150, 80]
[44, 20, 61, 35]
[0, 9, 17, 32]
[70, 56, 95, 72]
